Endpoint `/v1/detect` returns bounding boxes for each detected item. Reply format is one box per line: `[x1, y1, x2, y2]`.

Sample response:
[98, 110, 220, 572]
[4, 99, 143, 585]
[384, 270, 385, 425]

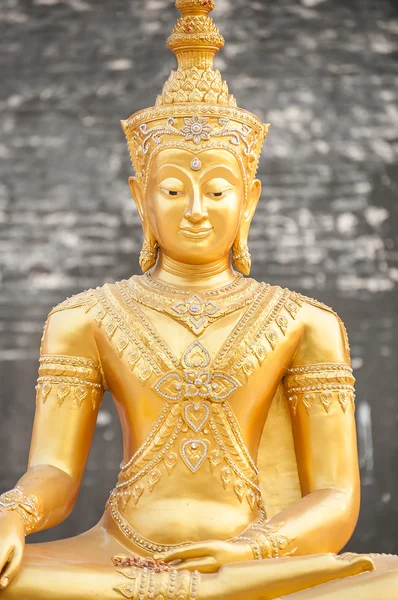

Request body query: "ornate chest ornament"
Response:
[126, 272, 260, 335]
[153, 339, 239, 403]
[153, 339, 239, 473]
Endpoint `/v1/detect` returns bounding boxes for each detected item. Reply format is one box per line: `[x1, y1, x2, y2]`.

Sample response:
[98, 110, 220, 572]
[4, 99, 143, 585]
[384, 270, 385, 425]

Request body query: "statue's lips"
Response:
[179, 227, 213, 239]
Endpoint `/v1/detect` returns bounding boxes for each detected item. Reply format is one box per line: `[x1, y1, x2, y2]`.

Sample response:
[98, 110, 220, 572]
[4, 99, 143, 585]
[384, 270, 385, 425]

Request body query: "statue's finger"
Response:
[174, 557, 218, 573]
[0, 546, 14, 584]
[155, 544, 209, 562]
[0, 546, 22, 588]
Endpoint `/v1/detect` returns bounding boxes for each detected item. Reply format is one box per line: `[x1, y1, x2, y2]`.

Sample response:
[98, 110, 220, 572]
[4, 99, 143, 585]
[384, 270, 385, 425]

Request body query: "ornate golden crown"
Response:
[121, 0, 270, 198]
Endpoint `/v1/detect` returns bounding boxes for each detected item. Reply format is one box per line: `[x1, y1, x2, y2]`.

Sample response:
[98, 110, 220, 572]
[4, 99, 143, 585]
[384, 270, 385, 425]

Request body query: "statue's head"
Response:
[121, 0, 269, 275]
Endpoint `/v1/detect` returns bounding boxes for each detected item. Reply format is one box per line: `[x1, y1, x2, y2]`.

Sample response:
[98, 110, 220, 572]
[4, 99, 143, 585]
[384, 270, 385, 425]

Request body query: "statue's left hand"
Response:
[153, 540, 253, 573]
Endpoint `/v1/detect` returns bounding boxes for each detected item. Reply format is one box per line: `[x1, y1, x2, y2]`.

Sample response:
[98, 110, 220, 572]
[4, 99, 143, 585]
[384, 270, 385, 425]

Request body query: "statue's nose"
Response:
[184, 190, 208, 223]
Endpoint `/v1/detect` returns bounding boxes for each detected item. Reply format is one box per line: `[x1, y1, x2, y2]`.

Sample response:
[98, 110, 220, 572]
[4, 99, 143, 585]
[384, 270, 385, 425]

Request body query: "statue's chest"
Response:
[91, 280, 304, 404]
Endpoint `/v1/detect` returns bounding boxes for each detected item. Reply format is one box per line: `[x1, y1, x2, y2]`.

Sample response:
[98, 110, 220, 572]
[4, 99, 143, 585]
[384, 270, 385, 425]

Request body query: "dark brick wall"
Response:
[0, 0, 397, 552]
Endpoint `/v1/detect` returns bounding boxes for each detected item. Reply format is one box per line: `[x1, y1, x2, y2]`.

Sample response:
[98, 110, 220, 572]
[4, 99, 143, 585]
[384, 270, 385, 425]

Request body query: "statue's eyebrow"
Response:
[201, 165, 239, 184]
[154, 164, 188, 179]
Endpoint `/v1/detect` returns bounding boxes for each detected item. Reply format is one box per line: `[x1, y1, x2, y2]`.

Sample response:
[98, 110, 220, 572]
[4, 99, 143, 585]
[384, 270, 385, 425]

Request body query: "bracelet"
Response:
[234, 535, 262, 560]
[0, 487, 41, 534]
[234, 524, 290, 560]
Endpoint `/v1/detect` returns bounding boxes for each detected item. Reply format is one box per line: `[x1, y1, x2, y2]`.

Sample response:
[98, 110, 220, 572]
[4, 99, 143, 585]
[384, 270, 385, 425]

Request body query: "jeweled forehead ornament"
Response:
[121, 0, 270, 200]
[190, 156, 202, 171]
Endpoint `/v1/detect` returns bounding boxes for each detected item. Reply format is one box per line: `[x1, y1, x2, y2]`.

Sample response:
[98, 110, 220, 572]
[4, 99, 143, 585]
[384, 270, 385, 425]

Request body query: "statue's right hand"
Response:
[0, 511, 26, 590]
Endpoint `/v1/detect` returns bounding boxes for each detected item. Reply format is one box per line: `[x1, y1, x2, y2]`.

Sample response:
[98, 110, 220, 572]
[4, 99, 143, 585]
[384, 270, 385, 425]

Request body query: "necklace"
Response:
[125, 272, 261, 335]
[144, 272, 244, 296]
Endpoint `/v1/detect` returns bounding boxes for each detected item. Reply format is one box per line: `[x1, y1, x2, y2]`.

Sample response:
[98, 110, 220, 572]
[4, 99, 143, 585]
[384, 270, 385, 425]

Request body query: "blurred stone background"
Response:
[0, 0, 397, 552]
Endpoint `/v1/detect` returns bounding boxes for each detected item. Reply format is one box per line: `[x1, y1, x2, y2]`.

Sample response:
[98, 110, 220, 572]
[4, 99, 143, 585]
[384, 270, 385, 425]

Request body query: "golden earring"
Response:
[139, 237, 159, 272]
[232, 239, 251, 276]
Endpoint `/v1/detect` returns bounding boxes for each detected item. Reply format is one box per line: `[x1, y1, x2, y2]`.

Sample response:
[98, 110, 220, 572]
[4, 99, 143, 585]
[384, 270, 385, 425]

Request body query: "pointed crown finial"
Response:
[167, 0, 224, 71]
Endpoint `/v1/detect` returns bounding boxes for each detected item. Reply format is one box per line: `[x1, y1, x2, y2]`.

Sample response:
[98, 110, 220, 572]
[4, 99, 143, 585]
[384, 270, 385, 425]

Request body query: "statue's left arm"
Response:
[256, 301, 359, 557]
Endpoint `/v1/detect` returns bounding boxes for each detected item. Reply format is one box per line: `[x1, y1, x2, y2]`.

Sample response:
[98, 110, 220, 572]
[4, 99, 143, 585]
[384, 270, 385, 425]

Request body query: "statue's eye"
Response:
[207, 189, 231, 199]
[160, 188, 184, 197]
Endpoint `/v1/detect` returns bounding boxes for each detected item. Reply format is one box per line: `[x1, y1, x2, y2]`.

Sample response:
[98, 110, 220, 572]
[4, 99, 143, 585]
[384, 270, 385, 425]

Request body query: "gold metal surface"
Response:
[1, 0, 398, 598]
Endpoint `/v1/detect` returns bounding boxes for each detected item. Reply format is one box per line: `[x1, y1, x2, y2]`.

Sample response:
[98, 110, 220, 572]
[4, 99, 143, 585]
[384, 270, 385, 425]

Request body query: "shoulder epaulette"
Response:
[296, 292, 335, 314]
[48, 288, 99, 316]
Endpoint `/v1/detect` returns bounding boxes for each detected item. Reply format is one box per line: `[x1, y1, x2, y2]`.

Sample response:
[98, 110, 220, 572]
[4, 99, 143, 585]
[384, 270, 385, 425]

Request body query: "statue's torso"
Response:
[49, 275, 307, 551]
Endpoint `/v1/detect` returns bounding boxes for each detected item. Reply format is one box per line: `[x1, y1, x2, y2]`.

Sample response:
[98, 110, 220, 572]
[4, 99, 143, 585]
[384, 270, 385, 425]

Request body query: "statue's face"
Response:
[143, 148, 248, 264]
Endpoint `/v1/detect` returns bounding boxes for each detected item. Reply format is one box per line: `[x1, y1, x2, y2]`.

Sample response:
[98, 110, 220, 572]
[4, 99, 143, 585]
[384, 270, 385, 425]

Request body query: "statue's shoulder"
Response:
[47, 279, 125, 319]
[48, 287, 99, 317]
[260, 281, 337, 319]
[289, 288, 338, 317]
[267, 283, 351, 359]
[42, 284, 112, 366]
[260, 278, 336, 315]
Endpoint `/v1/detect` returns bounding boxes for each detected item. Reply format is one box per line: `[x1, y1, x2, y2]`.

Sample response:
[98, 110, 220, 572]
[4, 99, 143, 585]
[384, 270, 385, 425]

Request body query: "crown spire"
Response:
[157, 0, 234, 106]
[166, 0, 224, 71]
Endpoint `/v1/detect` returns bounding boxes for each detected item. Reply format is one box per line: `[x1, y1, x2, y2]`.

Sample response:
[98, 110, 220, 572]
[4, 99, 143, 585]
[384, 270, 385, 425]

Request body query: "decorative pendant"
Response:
[265, 329, 278, 349]
[132, 482, 144, 505]
[302, 393, 314, 414]
[183, 402, 210, 433]
[320, 392, 333, 412]
[288, 394, 298, 416]
[221, 466, 233, 488]
[74, 385, 88, 408]
[117, 336, 129, 356]
[57, 383, 70, 405]
[209, 449, 223, 472]
[105, 320, 117, 340]
[246, 490, 256, 510]
[182, 340, 211, 369]
[233, 479, 246, 503]
[171, 294, 220, 335]
[164, 451, 178, 474]
[148, 468, 161, 492]
[92, 387, 102, 410]
[339, 391, 349, 412]
[180, 439, 208, 472]
[276, 315, 289, 335]
[41, 381, 52, 403]
[127, 349, 140, 370]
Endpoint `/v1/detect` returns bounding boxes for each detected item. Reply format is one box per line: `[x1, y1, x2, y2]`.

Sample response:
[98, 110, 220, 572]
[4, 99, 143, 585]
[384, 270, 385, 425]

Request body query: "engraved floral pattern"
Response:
[153, 340, 239, 402]
[181, 115, 213, 143]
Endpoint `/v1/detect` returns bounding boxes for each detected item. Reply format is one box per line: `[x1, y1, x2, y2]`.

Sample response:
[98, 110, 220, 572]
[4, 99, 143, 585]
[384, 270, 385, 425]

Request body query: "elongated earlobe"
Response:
[232, 240, 251, 275]
[139, 238, 159, 272]
[231, 179, 262, 275]
[128, 176, 159, 272]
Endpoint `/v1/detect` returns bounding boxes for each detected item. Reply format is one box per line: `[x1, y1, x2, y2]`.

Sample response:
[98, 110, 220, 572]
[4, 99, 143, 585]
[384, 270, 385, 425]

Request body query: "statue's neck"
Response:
[148, 252, 239, 290]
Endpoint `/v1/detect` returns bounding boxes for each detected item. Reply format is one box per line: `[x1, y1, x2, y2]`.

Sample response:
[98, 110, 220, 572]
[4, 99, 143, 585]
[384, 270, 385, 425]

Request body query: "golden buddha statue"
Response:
[1, 1, 398, 598]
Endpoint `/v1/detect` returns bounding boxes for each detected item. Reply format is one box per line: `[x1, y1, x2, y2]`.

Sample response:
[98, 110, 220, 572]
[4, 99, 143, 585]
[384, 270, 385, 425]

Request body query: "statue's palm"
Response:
[0, 512, 25, 589]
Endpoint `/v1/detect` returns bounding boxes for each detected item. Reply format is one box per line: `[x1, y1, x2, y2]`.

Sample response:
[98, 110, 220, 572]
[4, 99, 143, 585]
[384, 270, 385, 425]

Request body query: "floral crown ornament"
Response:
[121, 0, 270, 199]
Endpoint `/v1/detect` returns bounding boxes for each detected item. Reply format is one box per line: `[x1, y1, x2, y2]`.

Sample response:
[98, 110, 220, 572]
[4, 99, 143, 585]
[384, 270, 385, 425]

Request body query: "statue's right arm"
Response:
[0, 303, 106, 588]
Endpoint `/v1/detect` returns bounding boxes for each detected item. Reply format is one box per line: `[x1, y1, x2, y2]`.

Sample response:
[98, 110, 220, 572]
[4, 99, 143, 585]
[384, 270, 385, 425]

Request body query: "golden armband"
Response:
[0, 486, 41, 534]
[284, 363, 355, 415]
[35, 354, 105, 410]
